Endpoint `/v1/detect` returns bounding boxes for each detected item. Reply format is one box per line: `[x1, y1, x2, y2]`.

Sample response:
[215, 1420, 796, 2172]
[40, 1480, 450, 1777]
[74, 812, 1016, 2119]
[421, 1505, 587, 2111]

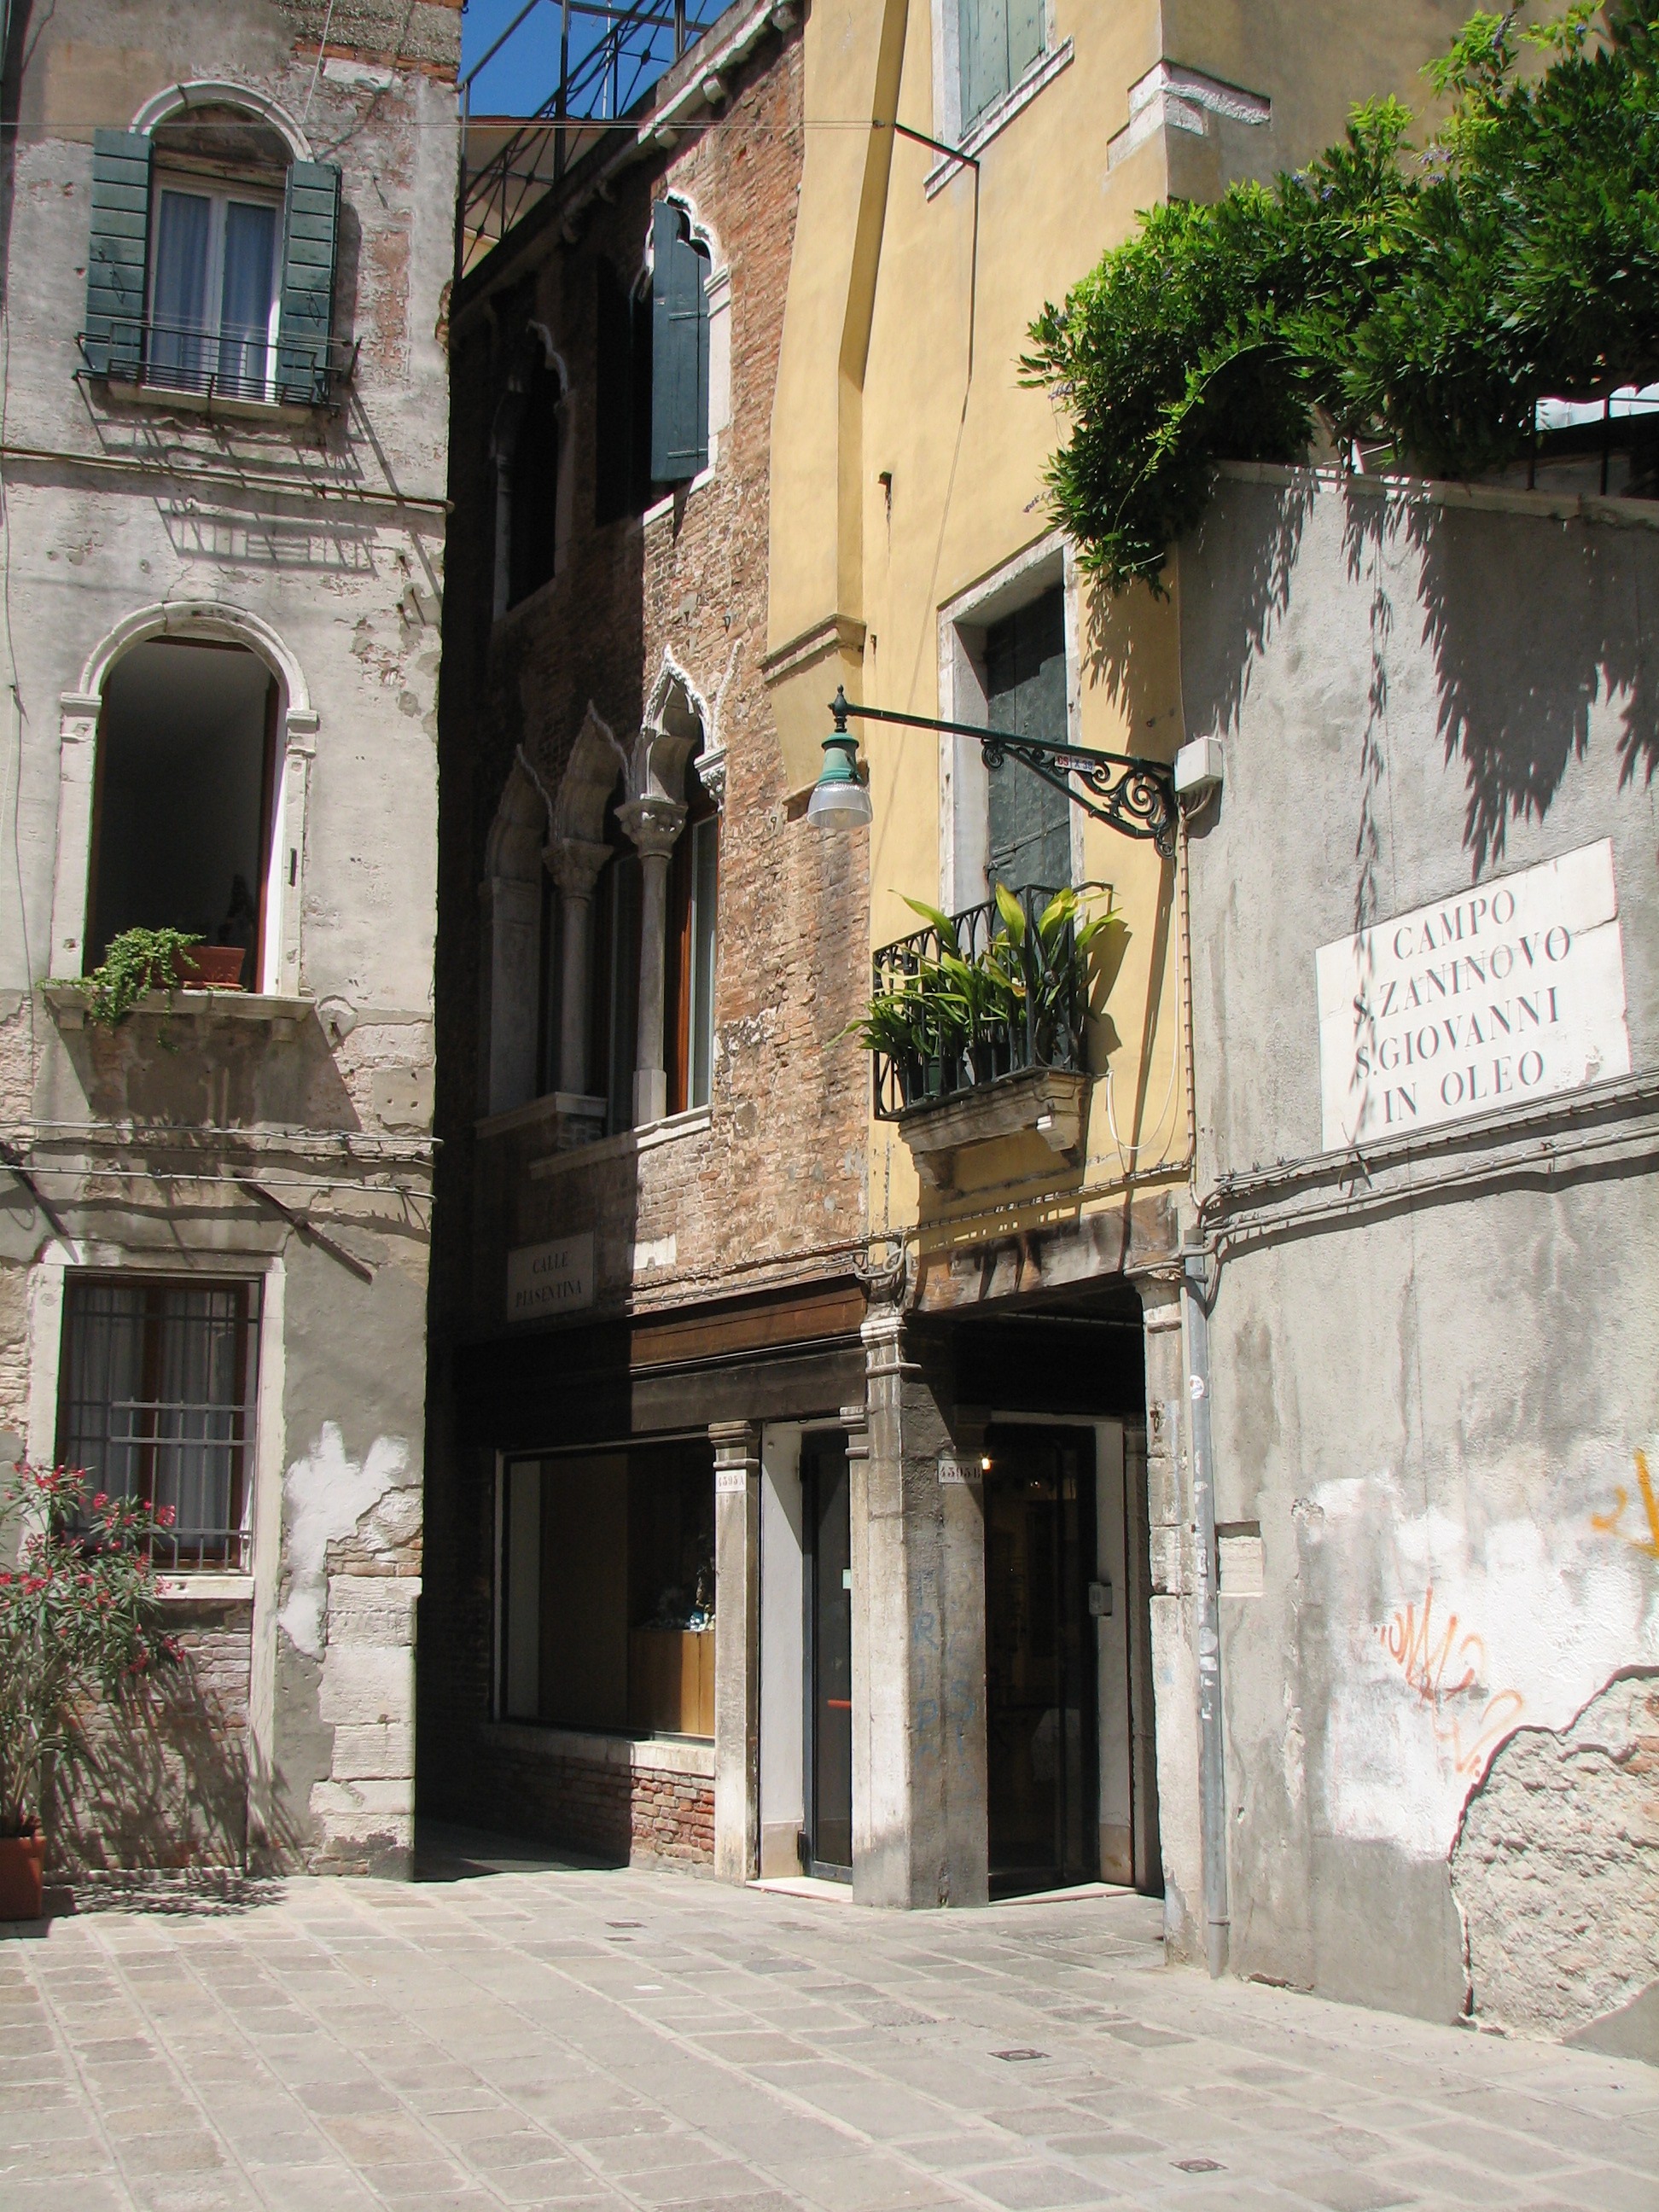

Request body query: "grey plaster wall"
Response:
[1179, 468, 1659, 2041]
[0, 1, 457, 1875]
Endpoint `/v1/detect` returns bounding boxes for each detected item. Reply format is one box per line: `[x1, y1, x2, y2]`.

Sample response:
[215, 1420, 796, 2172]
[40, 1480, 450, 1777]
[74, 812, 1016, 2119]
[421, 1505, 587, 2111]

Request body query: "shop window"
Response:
[664, 772, 719, 1116]
[498, 1441, 716, 1737]
[58, 1278, 259, 1573]
[959, 0, 1046, 131]
[84, 118, 342, 407]
[984, 585, 1071, 896]
[87, 637, 279, 984]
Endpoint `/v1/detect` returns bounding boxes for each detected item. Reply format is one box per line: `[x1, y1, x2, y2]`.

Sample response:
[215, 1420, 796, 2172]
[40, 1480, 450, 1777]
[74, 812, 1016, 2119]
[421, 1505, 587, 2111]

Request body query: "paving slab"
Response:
[1, 1843, 1654, 2212]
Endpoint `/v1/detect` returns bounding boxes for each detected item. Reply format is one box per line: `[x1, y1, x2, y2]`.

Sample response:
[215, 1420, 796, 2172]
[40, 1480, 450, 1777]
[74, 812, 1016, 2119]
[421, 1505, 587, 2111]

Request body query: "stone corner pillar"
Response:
[710, 1418, 760, 1884]
[1137, 1267, 1205, 1963]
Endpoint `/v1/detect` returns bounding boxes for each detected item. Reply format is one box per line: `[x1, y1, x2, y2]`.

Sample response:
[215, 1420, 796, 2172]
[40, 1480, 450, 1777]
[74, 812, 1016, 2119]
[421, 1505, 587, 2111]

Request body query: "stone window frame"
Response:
[637, 191, 732, 521]
[49, 600, 319, 999]
[479, 651, 730, 1143]
[927, 0, 1074, 197]
[936, 528, 1084, 913]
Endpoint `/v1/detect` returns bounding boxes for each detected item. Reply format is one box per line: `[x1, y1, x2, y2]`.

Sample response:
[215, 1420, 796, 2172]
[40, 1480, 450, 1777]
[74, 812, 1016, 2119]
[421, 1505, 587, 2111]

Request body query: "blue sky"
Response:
[460, 0, 702, 119]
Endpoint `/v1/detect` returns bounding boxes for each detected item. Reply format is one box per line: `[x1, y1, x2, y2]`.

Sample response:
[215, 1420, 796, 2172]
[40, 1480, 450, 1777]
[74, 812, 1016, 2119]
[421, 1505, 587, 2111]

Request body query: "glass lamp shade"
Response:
[807, 733, 874, 830]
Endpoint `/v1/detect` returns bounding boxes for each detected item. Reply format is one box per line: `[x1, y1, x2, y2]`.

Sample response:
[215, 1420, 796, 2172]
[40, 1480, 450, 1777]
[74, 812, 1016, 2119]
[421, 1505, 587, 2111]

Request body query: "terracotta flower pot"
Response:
[0, 1832, 44, 1920]
[173, 944, 247, 991]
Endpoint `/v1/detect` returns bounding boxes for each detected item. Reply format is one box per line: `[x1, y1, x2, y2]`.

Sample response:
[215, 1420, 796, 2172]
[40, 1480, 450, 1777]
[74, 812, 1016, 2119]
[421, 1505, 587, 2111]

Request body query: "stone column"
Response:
[1139, 1269, 1204, 1962]
[710, 1418, 760, 1884]
[853, 1309, 987, 1908]
[618, 794, 686, 1126]
[545, 834, 611, 1095]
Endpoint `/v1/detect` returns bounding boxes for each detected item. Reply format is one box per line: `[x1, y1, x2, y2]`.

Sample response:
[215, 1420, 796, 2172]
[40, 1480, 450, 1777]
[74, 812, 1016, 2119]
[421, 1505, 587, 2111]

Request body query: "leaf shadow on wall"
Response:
[46, 1649, 306, 1901]
[1401, 497, 1659, 876]
[1081, 474, 1316, 758]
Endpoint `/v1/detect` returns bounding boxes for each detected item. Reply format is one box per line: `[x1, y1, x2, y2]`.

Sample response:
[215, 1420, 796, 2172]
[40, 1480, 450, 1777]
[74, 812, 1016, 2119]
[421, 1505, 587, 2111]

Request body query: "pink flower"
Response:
[157, 1506, 177, 1528]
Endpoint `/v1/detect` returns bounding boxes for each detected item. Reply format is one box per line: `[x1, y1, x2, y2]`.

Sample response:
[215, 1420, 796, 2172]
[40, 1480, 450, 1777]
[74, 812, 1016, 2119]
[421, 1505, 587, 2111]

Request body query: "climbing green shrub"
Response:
[1022, 5, 1659, 591]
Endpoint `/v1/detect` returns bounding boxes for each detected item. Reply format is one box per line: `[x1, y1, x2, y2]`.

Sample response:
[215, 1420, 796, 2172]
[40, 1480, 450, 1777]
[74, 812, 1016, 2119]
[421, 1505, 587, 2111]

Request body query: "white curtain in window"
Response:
[151, 188, 212, 386]
[218, 201, 277, 393]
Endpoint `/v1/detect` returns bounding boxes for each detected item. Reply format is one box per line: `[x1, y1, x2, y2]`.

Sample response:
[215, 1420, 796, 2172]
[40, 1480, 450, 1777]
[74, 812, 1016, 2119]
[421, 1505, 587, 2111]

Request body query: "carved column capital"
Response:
[617, 794, 687, 859]
[544, 835, 611, 898]
[697, 746, 729, 815]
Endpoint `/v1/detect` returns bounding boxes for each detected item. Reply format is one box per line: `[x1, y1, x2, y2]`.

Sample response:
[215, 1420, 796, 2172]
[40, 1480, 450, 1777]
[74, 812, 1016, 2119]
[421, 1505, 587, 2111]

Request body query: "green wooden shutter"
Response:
[959, 0, 1010, 130]
[649, 201, 709, 485]
[84, 130, 152, 379]
[1008, 0, 1044, 86]
[276, 160, 341, 405]
[986, 589, 1071, 897]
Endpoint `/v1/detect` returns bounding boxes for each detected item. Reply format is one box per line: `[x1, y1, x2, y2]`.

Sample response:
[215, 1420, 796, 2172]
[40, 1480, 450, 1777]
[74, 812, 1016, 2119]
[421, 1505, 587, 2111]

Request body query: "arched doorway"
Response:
[87, 637, 279, 987]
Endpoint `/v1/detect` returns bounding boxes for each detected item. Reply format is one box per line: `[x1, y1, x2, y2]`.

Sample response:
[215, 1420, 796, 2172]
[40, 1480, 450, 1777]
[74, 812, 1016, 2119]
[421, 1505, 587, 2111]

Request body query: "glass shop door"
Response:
[802, 1432, 853, 1879]
[984, 1424, 1098, 1897]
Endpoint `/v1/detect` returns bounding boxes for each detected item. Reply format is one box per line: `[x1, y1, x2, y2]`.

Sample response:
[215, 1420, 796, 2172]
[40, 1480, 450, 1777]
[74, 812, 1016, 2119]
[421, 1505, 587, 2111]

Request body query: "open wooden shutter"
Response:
[1007, 0, 1044, 90]
[276, 160, 341, 405]
[649, 201, 709, 486]
[84, 130, 152, 378]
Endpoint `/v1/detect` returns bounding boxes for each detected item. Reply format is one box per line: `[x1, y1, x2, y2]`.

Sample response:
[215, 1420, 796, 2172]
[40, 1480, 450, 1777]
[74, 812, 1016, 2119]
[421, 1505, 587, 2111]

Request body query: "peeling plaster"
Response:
[278, 1423, 415, 1659]
[1303, 1446, 1659, 1860]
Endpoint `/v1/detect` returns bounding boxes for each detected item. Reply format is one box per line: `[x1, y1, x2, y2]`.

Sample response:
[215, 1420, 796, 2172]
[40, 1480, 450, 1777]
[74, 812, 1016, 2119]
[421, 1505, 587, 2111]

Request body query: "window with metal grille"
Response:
[58, 1279, 259, 1573]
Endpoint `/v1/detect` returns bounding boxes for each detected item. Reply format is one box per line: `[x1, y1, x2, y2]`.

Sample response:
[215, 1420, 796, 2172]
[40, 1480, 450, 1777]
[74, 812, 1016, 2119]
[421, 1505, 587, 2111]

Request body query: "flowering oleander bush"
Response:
[0, 1462, 180, 1838]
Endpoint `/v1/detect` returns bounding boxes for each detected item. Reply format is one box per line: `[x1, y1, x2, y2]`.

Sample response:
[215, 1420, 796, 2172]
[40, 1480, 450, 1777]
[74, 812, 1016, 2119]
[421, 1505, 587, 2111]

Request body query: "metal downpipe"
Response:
[1182, 1234, 1230, 1977]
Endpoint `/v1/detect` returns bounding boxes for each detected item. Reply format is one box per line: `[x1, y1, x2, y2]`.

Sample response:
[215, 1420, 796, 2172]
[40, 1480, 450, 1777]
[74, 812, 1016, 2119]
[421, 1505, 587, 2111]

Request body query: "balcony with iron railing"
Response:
[869, 882, 1089, 1120]
[77, 318, 358, 414]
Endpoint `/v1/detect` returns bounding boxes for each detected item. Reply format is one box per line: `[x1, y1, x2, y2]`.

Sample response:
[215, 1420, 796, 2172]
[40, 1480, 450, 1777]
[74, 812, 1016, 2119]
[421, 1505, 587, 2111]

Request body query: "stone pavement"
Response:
[1, 1834, 1654, 2212]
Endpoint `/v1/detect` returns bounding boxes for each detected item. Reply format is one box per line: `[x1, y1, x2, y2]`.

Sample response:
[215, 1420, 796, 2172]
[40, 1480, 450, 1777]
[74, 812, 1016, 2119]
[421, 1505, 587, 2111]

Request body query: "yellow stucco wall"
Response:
[766, 0, 1476, 1258]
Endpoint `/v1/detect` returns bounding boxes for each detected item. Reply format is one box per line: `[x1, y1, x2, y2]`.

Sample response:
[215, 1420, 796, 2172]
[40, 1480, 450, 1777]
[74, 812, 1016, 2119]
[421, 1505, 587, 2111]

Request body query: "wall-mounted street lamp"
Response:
[808, 687, 1218, 859]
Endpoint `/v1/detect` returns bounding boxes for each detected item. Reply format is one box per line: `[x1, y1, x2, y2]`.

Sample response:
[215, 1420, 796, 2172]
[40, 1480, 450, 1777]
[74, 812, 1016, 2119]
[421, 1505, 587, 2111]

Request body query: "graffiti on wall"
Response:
[1592, 1448, 1659, 1559]
[1378, 1586, 1525, 1778]
[1303, 1445, 1659, 1860]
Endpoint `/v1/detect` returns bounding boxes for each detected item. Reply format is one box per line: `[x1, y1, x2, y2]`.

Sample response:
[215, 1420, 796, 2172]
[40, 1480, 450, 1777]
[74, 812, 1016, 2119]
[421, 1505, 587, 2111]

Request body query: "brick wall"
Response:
[423, 15, 869, 1820]
[463, 1726, 714, 1870]
[49, 1600, 252, 1875]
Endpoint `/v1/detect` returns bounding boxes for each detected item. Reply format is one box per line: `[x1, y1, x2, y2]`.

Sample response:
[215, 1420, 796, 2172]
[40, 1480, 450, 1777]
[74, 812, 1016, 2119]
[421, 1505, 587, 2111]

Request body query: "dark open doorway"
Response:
[984, 1423, 1099, 1899]
[802, 1431, 853, 1879]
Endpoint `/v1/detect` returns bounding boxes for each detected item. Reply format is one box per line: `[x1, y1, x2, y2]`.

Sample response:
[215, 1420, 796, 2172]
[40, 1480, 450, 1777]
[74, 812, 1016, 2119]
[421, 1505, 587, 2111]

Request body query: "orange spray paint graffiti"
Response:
[1591, 1449, 1659, 1559]
[1379, 1586, 1525, 1778]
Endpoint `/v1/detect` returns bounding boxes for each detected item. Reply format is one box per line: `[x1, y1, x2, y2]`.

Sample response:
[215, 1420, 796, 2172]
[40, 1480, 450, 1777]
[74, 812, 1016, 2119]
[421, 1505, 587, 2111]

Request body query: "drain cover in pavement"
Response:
[1173, 2159, 1225, 2174]
[992, 2048, 1048, 2061]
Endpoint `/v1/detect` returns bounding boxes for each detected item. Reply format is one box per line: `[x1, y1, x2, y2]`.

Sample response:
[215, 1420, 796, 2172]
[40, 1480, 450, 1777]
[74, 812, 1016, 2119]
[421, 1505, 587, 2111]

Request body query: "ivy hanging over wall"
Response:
[1022, 5, 1659, 592]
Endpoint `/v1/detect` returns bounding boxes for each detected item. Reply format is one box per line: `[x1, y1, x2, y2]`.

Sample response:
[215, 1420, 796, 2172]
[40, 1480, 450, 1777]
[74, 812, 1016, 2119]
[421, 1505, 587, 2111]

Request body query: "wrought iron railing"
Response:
[460, 0, 723, 275]
[870, 883, 1088, 1121]
[77, 318, 358, 410]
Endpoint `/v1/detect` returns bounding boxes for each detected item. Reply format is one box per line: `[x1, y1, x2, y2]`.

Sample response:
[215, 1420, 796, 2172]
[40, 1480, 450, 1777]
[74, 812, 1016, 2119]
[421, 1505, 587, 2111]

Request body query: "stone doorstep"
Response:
[484, 1721, 716, 1784]
[897, 1067, 1089, 1190]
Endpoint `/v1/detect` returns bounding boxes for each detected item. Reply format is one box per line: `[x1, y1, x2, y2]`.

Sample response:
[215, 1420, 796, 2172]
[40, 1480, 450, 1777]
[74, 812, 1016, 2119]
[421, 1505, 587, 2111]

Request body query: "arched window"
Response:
[84, 96, 343, 410]
[87, 637, 279, 987]
[665, 757, 719, 1115]
[594, 201, 713, 521]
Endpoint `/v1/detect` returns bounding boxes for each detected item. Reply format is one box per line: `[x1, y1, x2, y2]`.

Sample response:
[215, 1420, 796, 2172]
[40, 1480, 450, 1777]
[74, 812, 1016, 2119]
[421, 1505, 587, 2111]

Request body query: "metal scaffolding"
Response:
[460, 0, 723, 275]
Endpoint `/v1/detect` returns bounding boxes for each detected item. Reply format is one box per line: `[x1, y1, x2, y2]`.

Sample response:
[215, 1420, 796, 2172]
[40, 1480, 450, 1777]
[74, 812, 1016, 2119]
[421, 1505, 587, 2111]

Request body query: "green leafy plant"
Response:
[0, 1461, 180, 1840]
[1022, 4, 1659, 591]
[58, 926, 204, 1029]
[850, 883, 1121, 1102]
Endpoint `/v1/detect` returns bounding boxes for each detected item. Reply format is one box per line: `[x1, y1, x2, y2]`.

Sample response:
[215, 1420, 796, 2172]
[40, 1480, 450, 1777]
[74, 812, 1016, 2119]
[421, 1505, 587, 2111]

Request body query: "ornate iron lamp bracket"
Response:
[827, 688, 1179, 859]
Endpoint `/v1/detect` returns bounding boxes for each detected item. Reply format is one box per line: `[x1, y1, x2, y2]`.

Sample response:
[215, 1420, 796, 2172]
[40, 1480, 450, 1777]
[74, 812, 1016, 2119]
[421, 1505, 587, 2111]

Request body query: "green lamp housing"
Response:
[807, 690, 873, 830]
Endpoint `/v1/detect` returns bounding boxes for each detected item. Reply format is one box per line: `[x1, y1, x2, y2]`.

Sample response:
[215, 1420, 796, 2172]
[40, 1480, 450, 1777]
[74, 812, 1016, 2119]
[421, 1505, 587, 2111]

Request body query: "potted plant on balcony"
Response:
[0, 1462, 180, 1919]
[992, 882, 1120, 1066]
[57, 926, 246, 1031]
